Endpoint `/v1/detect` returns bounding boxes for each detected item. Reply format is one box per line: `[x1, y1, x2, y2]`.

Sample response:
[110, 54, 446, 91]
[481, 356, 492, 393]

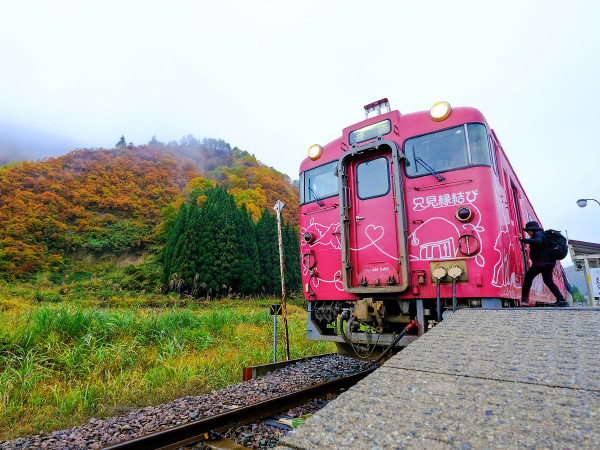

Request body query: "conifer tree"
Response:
[148, 135, 161, 145]
[162, 190, 301, 298]
[195, 187, 239, 295]
[170, 200, 202, 292]
[283, 222, 301, 295]
[233, 203, 261, 294]
[256, 209, 281, 295]
[161, 202, 189, 285]
[116, 135, 126, 148]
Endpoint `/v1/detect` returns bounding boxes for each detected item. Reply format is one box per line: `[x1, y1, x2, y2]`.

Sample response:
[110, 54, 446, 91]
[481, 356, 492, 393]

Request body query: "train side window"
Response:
[467, 124, 490, 166]
[356, 157, 390, 200]
[488, 136, 499, 175]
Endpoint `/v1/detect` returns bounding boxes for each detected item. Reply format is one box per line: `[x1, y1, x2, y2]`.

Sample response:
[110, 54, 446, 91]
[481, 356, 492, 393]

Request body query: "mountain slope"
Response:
[0, 142, 299, 279]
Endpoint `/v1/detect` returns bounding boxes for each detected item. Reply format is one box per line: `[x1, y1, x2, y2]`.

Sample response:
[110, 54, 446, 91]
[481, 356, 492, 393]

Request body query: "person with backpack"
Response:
[519, 221, 569, 307]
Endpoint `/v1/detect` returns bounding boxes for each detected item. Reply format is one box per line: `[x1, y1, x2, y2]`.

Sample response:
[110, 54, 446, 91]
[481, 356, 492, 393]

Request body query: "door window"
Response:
[356, 157, 390, 200]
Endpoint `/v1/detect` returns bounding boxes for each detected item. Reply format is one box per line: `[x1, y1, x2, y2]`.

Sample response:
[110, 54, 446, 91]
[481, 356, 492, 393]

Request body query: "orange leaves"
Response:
[196, 195, 208, 207]
[0, 146, 196, 278]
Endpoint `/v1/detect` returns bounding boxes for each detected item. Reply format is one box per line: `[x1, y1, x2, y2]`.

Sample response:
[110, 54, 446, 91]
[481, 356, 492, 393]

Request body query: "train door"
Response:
[338, 141, 409, 293]
[504, 171, 525, 285]
[511, 185, 528, 276]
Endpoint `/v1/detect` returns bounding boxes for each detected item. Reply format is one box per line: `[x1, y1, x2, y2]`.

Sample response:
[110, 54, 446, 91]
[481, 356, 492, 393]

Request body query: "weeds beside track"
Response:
[0, 298, 333, 441]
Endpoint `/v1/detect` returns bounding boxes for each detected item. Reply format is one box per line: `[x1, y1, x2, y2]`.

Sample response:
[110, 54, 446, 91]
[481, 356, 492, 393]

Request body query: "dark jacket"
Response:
[521, 230, 554, 264]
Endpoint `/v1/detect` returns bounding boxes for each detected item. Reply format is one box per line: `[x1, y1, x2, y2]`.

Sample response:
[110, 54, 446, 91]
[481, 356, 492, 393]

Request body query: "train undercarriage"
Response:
[307, 297, 520, 361]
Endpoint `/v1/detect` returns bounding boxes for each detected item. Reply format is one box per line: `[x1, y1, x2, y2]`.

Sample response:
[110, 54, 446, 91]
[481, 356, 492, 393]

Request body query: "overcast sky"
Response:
[1, 0, 599, 244]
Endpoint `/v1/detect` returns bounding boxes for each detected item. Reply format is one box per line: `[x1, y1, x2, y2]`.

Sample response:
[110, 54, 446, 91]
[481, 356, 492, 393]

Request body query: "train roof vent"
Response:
[364, 98, 392, 119]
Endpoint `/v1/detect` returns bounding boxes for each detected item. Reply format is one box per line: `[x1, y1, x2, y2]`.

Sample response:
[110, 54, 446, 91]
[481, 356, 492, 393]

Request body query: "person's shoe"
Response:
[549, 299, 569, 307]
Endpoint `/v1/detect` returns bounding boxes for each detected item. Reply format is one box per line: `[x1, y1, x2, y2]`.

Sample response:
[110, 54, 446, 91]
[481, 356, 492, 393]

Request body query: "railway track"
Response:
[101, 367, 376, 450]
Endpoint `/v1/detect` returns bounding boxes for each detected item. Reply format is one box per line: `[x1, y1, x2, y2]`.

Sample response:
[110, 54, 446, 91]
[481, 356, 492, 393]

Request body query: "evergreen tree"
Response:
[172, 200, 202, 292]
[256, 209, 281, 295]
[186, 134, 199, 146]
[195, 187, 239, 295]
[116, 135, 126, 148]
[162, 189, 301, 298]
[283, 222, 301, 295]
[202, 138, 231, 152]
[233, 203, 261, 294]
[161, 202, 189, 285]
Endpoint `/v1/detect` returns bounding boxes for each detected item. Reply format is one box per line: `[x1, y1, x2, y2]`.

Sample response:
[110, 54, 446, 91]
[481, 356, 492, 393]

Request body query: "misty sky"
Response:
[1, 1, 599, 244]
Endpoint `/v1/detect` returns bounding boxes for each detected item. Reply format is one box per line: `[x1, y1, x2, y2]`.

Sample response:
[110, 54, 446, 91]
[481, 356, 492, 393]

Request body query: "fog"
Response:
[1, 0, 599, 243]
[0, 121, 78, 165]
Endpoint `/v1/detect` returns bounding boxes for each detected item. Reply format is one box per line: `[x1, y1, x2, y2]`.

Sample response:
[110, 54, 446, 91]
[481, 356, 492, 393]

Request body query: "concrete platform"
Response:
[278, 308, 600, 450]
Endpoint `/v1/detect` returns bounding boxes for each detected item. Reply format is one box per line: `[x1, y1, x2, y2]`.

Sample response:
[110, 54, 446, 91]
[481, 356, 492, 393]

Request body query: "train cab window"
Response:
[300, 160, 338, 205]
[404, 123, 492, 178]
[356, 157, 390, 199]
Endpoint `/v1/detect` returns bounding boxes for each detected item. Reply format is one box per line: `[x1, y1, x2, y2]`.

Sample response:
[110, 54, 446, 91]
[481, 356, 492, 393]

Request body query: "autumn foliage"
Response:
[0, 140, 299, 280]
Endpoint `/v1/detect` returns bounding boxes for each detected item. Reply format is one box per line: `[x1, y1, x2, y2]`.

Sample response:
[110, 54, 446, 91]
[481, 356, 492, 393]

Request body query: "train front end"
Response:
[299, 99, 558, 359]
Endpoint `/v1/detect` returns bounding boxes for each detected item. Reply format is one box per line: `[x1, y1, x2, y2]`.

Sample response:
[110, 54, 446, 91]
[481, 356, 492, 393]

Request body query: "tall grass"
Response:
[0, 300, 333, 440]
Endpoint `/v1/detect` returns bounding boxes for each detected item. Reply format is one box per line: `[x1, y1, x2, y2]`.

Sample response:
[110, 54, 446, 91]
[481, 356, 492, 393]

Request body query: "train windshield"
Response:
[404, 123, 490, 178]
[300, 160, 338, 205]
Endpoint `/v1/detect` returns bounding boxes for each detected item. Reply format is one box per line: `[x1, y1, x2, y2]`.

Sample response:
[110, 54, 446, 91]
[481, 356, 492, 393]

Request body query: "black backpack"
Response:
[544, 229, 568, 260]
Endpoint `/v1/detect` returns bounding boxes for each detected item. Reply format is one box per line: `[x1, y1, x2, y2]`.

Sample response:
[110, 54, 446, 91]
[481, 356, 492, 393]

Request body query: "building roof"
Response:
[568, 239, 600, 270]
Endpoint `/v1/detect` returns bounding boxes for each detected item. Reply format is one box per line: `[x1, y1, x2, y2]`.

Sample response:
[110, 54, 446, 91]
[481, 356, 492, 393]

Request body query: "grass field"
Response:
[0, 274, 333, 441]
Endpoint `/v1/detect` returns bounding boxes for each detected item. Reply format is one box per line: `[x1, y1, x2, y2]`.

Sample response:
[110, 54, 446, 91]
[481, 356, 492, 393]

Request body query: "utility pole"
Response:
[274, 200, 290, 361]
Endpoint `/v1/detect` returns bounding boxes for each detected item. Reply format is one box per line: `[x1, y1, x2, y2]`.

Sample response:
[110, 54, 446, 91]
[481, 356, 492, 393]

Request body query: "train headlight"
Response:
[455, 206, 473, 222]
[308, 144, 323, 161]
[303, 232, 315, 244]
[430, 101, 452, 121]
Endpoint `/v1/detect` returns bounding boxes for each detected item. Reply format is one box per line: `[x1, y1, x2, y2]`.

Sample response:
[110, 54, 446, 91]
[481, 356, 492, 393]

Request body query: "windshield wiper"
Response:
[308, 184, 324, 207]
[413, 147, 444, 182]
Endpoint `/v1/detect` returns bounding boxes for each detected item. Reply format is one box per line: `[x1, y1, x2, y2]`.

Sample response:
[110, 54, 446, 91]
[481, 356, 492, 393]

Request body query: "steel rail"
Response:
[100, 367, 376, 450]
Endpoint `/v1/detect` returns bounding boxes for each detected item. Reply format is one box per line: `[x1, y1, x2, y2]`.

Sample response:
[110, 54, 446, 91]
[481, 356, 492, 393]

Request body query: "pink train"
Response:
[299, 99, 567, 359]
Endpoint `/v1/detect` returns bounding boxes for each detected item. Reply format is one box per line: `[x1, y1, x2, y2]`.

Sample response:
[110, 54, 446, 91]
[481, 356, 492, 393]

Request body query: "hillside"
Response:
[563, 264, 587, 298]
[0, 140, 299, 280]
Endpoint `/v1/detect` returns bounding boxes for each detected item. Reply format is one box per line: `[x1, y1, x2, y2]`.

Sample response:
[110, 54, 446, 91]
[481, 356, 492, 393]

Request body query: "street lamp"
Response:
[576, 198, 600, 208]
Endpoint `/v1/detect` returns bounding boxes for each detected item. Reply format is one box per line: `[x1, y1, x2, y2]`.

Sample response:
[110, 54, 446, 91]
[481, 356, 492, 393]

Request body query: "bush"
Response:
[33, 291, 62, 303]
[120, 261, 162, 291]
[49, 273, 65, 284]
[84, 221, 151, 254]
[67, 271, 93, 283]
